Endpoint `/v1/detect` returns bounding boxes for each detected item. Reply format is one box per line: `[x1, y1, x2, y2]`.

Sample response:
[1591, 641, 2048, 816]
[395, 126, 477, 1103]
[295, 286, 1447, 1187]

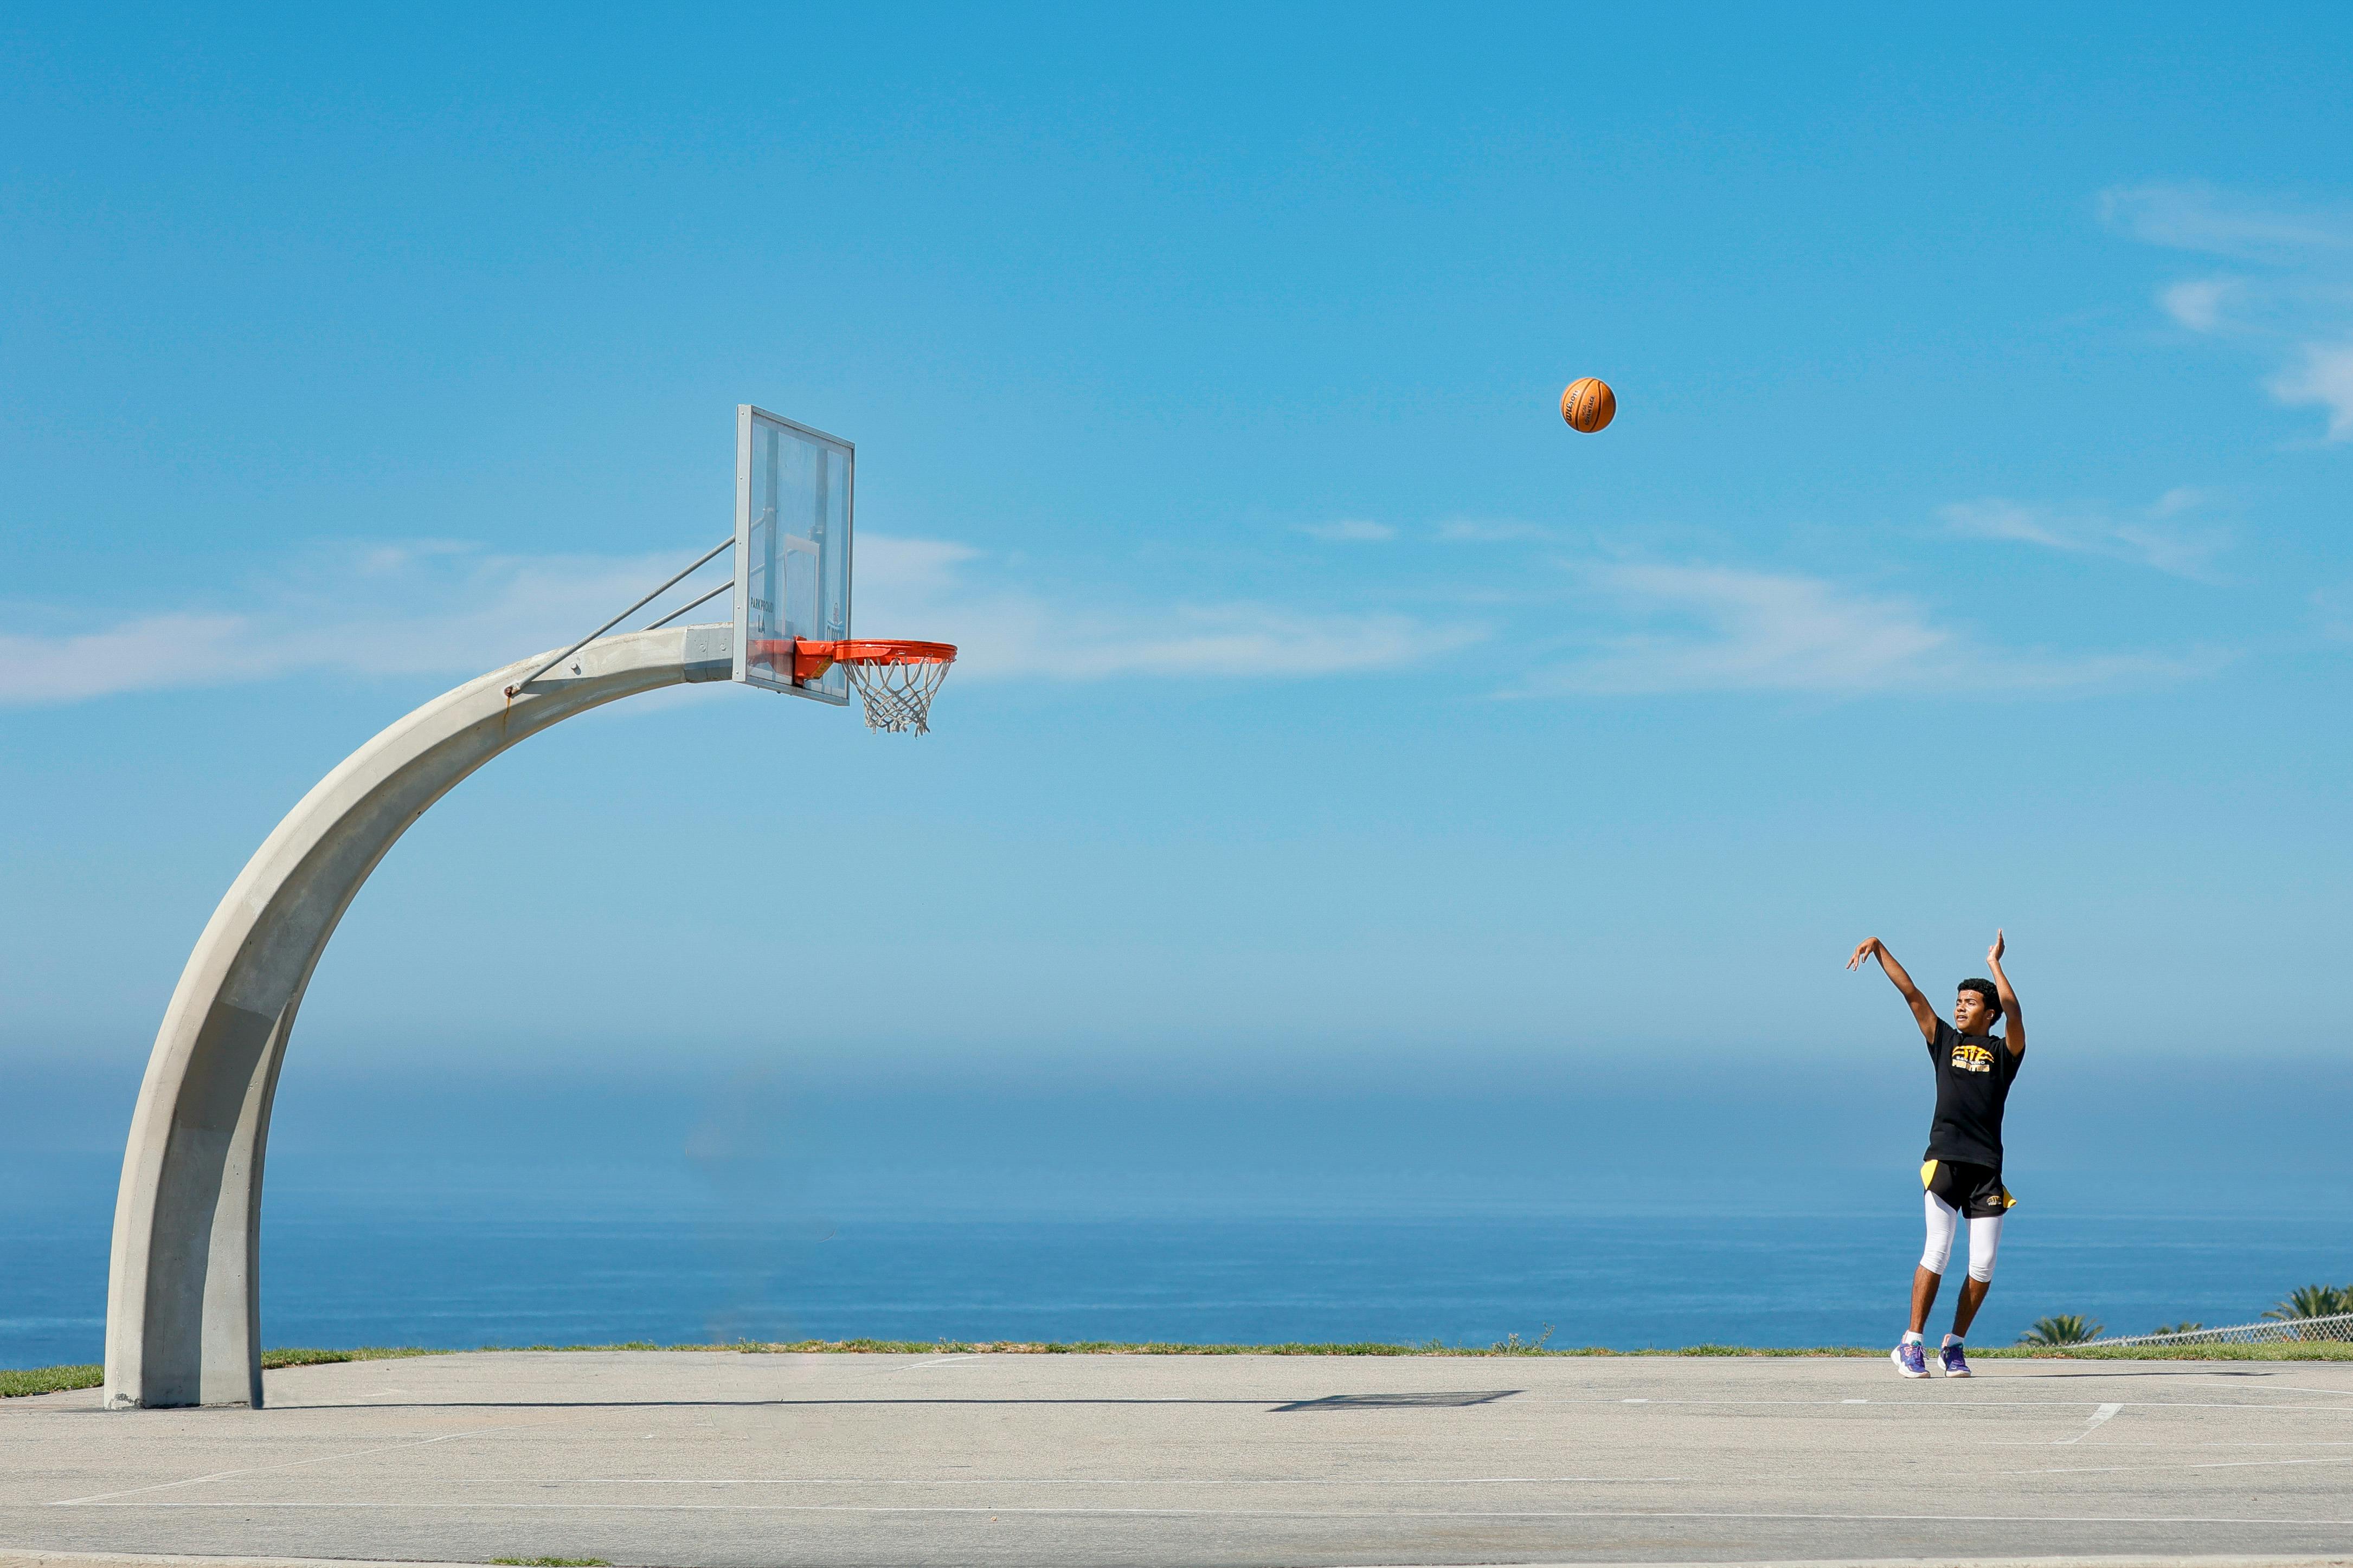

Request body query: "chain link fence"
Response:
[2089, 1311, 2353, 1349]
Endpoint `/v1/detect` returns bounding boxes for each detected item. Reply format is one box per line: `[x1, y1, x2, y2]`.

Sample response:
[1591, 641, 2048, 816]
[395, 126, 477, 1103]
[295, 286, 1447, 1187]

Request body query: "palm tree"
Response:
[2019, 1314, 2103, 1346]
[2150, 1322, 2204, 1336]
[2264, 1284, 2352, 1339]
[2264, 1284, 2352, 1321]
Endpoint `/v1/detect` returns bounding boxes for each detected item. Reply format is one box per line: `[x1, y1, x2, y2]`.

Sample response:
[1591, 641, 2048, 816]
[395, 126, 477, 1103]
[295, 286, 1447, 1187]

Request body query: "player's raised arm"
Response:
[1847, 936, 1939, 1042]
[1986, 929, 2024, 1057]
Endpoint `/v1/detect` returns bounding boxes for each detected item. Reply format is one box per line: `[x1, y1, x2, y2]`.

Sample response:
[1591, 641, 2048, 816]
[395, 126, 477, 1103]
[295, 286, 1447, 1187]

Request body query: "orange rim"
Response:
[803, 639, 957, 664]
[750, 637, 957, 681]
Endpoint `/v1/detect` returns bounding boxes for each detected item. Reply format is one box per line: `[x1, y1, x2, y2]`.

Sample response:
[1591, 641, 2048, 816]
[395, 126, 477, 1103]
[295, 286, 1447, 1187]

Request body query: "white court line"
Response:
[882, 1355, 986, 1373]
[1600, 1397, 2352, 1412]
[47, 1429, 505, 1507]
[52, 1502, 2353, 1525]
[2018, 1454, 2353, 1476]
[567, 1475, 1689, 1487]
[2053, 1402, 2123, 1444]
[2013, 1439, 2353, 1450]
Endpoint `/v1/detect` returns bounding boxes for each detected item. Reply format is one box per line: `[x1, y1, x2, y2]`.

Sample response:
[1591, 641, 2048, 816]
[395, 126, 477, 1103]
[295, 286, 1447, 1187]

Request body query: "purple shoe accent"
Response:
[1940, 1341, 1971, 1377]
[1891, 1341, 1928, 1377]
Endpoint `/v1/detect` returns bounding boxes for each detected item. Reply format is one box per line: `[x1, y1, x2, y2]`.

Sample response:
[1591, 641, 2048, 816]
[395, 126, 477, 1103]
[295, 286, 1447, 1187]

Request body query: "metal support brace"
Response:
[506, 534, 733, 696]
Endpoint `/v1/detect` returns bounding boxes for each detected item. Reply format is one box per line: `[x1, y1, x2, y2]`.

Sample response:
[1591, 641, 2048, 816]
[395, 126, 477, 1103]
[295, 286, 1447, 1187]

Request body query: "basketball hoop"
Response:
[776, 639, 957, 734]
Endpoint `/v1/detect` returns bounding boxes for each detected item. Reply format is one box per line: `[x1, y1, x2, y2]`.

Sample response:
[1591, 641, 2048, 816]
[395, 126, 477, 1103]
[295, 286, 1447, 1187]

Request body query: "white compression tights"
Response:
[1921, 1191, 2003, 1283]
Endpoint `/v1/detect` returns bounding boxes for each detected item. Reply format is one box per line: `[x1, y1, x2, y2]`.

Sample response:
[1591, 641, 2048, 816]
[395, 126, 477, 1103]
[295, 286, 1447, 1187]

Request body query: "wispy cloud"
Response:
[1938, 491, 2231, 579]
[2268, 343, 2353, 440]
[860, 537, 1482, 680]
[0, 537, 1481, 707]
[1293, 519, 1397, 542]
[2159, 277, 2238, 333]
[2102, 183, 2353, 263]
[0, 546, 682, 707]
[1437, 519, 1552, 543]
[1516, 563, 2223, 698]
[2102, 182, 2353, 440]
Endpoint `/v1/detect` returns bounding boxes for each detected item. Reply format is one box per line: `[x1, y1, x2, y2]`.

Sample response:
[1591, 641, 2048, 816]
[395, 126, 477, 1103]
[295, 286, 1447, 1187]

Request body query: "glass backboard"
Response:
[733, 405, 852, 702]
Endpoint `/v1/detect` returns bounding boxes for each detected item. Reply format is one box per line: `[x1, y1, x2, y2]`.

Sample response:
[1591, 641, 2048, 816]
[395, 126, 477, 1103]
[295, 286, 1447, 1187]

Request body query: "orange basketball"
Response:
[1560, 377, 1616, 433]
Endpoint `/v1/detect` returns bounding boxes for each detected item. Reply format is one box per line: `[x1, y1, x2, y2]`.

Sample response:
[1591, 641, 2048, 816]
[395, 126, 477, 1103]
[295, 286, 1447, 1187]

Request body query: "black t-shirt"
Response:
[1924, 1019, 2023, 1168]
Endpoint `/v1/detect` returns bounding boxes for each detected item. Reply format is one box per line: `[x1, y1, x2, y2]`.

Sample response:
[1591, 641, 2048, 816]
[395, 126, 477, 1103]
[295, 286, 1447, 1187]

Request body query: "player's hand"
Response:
[1846, 937, 1882, 971]
[1987, 928, 2005, 966]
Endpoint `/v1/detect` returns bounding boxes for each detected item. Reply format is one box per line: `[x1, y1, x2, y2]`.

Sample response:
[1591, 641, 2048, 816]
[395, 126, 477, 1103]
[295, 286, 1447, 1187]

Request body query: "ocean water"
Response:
[8, 1203, 2350, 1371]
[8, 1064, 2350, 1371]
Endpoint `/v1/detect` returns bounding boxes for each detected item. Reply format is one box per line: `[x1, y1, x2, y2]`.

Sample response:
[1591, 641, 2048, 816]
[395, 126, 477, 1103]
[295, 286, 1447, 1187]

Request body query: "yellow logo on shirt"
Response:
[1951, 1042, 1996, 1073]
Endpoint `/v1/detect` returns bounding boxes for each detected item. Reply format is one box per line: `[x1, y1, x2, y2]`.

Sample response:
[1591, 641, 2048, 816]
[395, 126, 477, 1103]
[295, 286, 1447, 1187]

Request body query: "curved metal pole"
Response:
[102, 624, 734, 1409]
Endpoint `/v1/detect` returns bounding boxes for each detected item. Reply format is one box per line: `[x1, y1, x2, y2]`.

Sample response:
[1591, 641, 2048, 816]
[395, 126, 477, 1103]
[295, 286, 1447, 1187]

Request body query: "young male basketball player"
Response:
[1846, 931, 2024, 1378]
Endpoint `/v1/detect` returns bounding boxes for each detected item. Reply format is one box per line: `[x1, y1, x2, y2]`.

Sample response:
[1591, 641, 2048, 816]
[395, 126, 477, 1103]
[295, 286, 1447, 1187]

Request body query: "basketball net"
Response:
[846, 656, 952, 734]
[790, 640, 957, 734]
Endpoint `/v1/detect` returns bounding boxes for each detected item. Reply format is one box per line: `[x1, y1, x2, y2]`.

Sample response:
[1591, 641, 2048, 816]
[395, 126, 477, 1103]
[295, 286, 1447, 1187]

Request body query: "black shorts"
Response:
[1922, 1158, 2015, 1219]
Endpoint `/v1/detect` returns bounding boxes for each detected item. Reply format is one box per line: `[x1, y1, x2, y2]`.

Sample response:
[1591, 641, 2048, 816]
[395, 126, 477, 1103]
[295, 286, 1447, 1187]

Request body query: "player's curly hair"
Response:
[1958, 978, 2002, 1019]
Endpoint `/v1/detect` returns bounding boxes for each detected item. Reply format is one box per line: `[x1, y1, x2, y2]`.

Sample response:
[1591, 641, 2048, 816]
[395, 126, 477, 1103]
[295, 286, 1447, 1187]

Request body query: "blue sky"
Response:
[5, 2, 2351, 1161]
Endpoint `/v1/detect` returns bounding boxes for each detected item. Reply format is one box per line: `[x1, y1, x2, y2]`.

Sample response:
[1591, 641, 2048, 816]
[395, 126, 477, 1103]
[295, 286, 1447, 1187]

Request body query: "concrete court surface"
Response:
[3, 1350, 2351, 1568]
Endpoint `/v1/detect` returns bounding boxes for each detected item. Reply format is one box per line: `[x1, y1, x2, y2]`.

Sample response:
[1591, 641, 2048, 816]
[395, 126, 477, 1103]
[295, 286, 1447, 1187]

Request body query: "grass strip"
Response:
[262, 1346, 445, 1367]
[1, 1363, 103, 1398]
[1972, 1341, 2353, 1360]
[12, 1337, 2346, 1395]
[3, 1346, 441, 1398]
[725, 1339, 2353, 1361]
[726, 1339, 1888, 1357]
